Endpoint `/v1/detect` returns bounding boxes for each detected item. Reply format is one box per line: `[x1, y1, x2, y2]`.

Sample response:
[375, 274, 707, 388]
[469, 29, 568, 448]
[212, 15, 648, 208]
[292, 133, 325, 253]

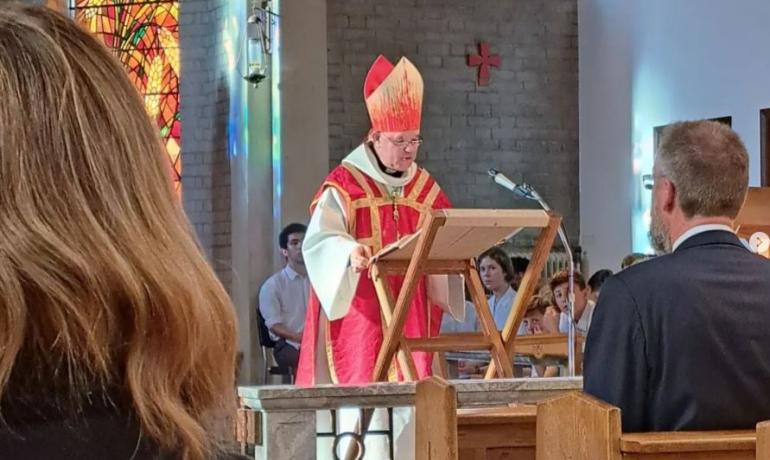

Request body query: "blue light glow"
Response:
[271, 0, 282, 224]
[630, 63, 674, 254]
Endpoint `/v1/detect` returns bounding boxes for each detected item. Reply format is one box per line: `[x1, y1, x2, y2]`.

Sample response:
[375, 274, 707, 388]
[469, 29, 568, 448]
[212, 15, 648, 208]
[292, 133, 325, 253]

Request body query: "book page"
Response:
[369, 229, 422, 264]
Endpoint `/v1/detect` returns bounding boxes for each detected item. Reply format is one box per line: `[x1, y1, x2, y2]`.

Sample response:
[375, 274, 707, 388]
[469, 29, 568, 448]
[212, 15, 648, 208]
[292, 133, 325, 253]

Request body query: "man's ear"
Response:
[280, 248, 289, 258]
[661, 178, 677, 213]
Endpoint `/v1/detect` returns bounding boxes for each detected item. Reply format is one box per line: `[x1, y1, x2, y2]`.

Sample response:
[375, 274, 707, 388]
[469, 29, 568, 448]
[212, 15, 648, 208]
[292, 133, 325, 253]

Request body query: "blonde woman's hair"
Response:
[0, 4, 236, 459]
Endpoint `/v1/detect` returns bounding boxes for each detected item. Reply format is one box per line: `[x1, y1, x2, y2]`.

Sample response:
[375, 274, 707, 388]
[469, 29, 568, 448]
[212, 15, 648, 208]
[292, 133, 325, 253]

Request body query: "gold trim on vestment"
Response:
[422, 183, 441, 211]
[342, 164, 384, 253]
[325, 319, 340, 385]
[329, 165, 446, 383]
[314, 181, 356, 235]
[342, 164, 379, 197]
[357, 237, 377, 247]
[407, 169, 429, 201]
[416, 182, 441, 228]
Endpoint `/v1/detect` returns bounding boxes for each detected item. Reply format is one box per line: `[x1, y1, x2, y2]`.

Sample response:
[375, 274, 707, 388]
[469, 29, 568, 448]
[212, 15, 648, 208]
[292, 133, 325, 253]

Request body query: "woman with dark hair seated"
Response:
[451, 247, 519, 377]
[0, 5, 245, 459]
[587, 268, 613, 303]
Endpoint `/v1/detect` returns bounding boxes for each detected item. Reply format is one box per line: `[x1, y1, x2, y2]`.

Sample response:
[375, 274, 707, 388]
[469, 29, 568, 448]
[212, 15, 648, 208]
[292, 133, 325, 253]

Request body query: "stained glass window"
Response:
[70, 0, 181, 192]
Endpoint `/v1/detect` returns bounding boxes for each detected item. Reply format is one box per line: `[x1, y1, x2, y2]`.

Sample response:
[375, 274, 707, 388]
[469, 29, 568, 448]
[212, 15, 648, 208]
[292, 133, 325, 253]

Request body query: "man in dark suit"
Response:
[584, 120, 770, 432]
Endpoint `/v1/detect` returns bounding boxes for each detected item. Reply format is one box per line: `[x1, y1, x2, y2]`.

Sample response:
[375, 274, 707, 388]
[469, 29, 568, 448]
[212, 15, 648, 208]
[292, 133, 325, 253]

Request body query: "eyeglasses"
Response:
[642, 174, 654, 190]
[381, 135, 423, 149]
[642, 173, 667, 190]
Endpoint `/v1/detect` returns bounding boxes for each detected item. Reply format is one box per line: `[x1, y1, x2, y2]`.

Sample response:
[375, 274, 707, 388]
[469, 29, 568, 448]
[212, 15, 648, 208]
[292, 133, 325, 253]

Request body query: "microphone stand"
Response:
[493, 180, 577, 377]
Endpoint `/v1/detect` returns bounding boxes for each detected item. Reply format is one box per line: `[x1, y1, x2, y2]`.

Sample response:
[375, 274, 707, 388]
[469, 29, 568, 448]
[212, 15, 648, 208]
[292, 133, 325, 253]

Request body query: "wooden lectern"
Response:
[369, 208, 561, 382]
[735, 187, 770, 258]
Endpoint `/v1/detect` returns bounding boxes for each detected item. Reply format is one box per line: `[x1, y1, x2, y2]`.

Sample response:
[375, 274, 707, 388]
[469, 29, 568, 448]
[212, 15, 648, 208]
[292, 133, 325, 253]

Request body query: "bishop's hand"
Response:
[350, 244, 372, 273]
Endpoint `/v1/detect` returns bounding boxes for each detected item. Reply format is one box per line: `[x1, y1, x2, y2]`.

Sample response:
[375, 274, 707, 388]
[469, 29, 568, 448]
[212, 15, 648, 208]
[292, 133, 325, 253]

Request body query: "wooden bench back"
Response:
[537, 391, 621, 460]
[537, 392, 765, 460]
[416, 377, 537, 460]
[758, 420, 770, 458]
[415, 380, 770, 460]
[416, 376, 458, 459]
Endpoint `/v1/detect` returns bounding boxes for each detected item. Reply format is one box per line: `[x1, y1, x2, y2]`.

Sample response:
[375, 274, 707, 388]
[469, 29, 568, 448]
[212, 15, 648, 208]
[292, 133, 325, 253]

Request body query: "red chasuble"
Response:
[296, 163, 451, 385]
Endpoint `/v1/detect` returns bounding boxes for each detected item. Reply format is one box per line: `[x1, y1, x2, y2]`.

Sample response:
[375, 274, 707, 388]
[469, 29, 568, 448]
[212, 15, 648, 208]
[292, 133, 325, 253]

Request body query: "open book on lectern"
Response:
[368, 230, 423, 265]
[368, 209, 548, 264]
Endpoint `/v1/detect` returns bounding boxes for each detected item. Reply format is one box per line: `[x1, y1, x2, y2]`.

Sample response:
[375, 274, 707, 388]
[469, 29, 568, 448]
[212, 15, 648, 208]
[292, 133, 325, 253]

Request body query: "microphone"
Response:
[489, 168, 572, 374]
[487, 168, 518, 192]
[487, 168, 535, 199]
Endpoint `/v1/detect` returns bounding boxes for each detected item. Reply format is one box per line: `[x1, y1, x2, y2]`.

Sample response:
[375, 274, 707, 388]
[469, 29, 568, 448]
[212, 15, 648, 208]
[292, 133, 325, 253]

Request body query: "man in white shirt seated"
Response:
[543, 270, 595, 336]
[258, 223, 310, 370]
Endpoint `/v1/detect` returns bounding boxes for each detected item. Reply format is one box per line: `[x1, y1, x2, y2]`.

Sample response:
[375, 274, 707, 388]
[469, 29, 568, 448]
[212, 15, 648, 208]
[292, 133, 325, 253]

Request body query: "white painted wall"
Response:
[580, 0, 770, 271]
[279, 0, 329, 230]
[240, 0, 329, 383]
[578, 0, 634, 273]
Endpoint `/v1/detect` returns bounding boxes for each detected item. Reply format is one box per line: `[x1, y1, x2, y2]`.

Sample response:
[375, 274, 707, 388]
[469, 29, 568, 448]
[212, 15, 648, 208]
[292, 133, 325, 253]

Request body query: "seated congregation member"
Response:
[587, 268, 613, 303]
[522, 295, 552, 335]
[0, 5, 244, 460]
[521, 295, 559, 378]
[443, 247, 520, 376]
[258, 223, 309, 370]
[620, 252, 649, 269]
[441, 247, 520, 334]
[479, 247, 518, 330]
[510, 256, 530, 290]
[584, 120, 770, 432]
[543, 270, 594, 336]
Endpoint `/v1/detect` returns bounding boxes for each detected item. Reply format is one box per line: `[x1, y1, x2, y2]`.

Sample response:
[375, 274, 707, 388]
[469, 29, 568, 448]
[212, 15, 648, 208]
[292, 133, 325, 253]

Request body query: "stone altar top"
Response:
[239, 377, 583, 411]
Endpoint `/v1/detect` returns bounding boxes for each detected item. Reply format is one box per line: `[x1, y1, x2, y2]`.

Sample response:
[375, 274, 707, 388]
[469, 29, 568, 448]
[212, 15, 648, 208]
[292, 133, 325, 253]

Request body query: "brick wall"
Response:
[179, 0, 233, 290]
[327, 0, 579, 243]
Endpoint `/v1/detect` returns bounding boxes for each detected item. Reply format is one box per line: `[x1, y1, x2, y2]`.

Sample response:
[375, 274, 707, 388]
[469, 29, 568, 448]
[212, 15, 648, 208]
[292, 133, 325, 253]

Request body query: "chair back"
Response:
[257, 308, 277, 348]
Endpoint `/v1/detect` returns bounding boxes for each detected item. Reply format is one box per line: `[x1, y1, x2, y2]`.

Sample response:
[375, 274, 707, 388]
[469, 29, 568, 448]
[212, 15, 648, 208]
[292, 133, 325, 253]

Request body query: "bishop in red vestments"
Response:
[296, 55, 460, 386]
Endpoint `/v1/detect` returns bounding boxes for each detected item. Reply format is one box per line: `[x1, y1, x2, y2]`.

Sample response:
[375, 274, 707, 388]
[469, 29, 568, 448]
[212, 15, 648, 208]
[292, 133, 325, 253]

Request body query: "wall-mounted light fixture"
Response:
[244, 0, 278, 87]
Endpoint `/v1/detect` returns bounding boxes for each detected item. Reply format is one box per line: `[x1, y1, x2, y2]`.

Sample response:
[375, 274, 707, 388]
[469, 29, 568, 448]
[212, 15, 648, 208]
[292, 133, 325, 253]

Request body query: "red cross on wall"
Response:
[467, 42, 501, 86]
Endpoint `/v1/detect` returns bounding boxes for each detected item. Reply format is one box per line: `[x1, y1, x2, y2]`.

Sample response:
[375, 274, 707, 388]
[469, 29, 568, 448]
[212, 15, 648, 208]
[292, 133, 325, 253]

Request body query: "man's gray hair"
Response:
[656, 120, 749, 219]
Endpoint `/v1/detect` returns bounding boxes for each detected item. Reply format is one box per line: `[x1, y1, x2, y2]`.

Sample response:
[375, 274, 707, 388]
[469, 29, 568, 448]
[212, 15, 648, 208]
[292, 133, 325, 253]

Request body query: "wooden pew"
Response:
[415, 378, 770, 460]
[757, 420, 770, 458]
[415, 377, 538, 460]
[537, 392, 767, 460]
[456, 406, 537, 460]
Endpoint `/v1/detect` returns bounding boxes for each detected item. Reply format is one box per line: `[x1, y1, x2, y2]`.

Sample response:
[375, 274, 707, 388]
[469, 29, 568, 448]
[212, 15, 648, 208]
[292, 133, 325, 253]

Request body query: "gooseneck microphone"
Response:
[487, 167, 575, 376]
[487, 168, 518, 192]
[487, 168, 538, 201]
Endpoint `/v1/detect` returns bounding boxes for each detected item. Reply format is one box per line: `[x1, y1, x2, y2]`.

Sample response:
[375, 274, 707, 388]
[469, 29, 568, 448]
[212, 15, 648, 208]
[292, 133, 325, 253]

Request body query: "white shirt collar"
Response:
[283, 264, 304, 280]
[489, 286, 515, 303]
[672, 224, 734, 252]
[342, 143, 417, 188]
